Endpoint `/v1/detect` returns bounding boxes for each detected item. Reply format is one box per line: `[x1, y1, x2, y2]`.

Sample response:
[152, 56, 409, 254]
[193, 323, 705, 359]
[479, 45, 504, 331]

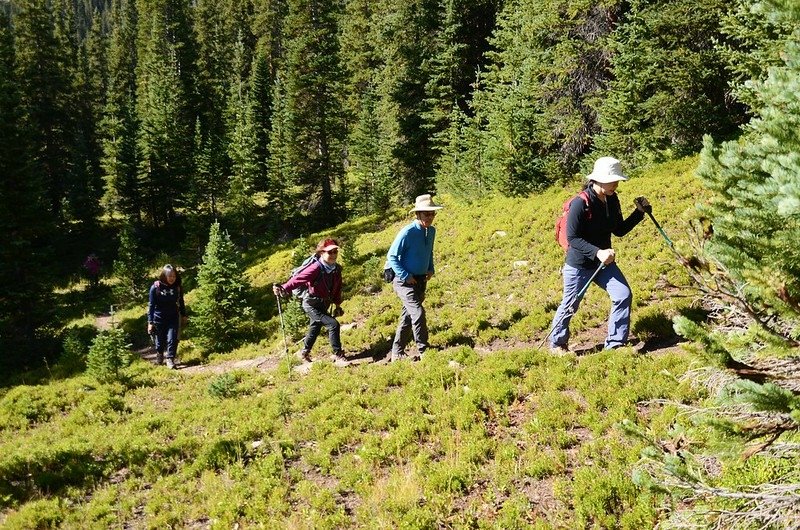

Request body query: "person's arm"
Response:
[612, 196, 645, 237]
[387, 228, 411, 282]
[147, 284, 156, 332]
[281, 261, 320, 293]
[565, 196, 600, 261]
[178, 285, 187, 317]
[332, 267, 343, 306]
[426, 228, 436, 278]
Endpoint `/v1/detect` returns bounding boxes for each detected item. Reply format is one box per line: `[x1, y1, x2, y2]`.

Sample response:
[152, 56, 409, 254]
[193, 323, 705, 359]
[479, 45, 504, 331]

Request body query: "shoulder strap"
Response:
[578, 190, 592, 220]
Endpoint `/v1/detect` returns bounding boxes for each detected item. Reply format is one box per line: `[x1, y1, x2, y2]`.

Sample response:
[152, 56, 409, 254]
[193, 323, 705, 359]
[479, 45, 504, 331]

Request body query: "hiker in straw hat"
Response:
[384, 194, 443, 362]
[549, 157, 652, 354]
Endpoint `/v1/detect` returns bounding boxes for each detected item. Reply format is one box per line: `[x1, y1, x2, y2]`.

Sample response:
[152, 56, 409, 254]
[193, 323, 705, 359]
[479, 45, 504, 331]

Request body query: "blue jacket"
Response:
[148, 280, 186, 324]
[385, 221, 436, 282]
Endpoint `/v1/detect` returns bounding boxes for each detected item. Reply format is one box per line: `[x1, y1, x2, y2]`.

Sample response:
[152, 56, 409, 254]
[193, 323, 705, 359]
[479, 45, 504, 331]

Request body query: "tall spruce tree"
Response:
[464, 0, 621, 195]
[594, 0, 738, 163]
[225, 38, 258, 242]
[14, 0, 74, 221]
[101, 0, 140, 222]
[135, 4, 194, 226]
[0, 12, 54, 369]
[280, 0, 347, 228]
[718, 0, 796, 112]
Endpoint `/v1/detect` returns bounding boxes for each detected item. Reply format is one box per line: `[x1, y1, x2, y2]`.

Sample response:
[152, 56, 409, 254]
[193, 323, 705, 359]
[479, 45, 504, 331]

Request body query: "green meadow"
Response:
[2, 157, 709, 528]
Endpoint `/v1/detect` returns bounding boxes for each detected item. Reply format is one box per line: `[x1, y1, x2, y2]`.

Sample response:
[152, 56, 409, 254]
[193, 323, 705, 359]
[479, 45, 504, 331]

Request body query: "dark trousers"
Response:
[391, 275, 429, 355]
[154, 320, 180, 358]
[301, 298, 342, 353]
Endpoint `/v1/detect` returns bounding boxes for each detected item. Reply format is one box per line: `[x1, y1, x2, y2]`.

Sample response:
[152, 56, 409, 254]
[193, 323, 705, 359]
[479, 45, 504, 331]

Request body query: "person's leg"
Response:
[153, 323, 165, 364]
[166, 321, 179, 359]
[409, 279, 429, 353]
[391, 278, 415, 357]
[317, 313, 342, 353]
[593, 263, 632, 349]
[301, 302, 324, 354]
[549, 264, 593, 348]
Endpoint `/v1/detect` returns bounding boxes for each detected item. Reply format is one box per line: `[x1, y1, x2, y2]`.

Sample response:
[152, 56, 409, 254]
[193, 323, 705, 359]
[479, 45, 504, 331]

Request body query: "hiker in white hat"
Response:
[548, 157, 652, 354]
[383, 194, 443, 362]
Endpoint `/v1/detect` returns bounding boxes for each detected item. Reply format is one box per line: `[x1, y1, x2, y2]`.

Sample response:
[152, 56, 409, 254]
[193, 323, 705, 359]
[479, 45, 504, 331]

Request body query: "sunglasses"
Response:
[419, 211, 437, 218]
[326, 249, 339, 254]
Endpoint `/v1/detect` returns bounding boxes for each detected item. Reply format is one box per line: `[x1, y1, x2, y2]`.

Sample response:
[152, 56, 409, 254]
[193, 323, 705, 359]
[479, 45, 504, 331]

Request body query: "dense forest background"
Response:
[0, 0, 795, 370]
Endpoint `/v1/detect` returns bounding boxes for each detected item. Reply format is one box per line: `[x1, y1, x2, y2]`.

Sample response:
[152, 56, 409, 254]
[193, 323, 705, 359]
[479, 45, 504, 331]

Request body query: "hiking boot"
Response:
[165, 357, 176, 369]
[549, 344, 570, 356]
[295, 349, 312, 363]
[156, 352, 164, 365]
[330, 352, 349, 366]
[390, 351, 408, 363]
[330, 351, 348, 363]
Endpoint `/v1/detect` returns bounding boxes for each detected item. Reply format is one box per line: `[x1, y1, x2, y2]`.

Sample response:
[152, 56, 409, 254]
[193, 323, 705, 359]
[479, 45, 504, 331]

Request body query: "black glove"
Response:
[634, 196, 652, 214]
[332, 306, 344, 318]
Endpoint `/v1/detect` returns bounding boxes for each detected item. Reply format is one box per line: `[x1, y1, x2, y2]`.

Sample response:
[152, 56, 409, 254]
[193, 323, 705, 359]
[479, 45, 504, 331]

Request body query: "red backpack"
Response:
[554, 190, 591, 252]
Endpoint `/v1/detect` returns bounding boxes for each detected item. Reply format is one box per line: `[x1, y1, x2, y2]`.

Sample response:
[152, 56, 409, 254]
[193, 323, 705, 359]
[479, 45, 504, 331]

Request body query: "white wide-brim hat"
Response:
[410, 194, 444, 212]
[587, 156, 628, 183]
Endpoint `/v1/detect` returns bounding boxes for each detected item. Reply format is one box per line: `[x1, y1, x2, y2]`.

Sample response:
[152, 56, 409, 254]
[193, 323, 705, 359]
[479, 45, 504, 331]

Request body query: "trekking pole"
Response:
[538, 262, 605, 349]
[645, 211, 674, 248]
[274, 284, 290, 361]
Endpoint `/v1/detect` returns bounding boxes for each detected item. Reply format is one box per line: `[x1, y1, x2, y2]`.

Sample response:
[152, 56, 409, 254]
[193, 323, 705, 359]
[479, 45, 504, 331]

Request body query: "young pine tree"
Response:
[112, 223, 148, 305]
[651, 2, 800, 526]
[193, 222, 254, 355]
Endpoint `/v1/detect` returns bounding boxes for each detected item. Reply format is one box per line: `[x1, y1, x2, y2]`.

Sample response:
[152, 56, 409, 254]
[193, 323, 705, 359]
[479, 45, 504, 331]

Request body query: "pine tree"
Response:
[266, 74, 293, 226]
[135, 5, 194, 226]
[647, 2, 800, 525]
[280, 0, 347, 229]
[193, 222, 254, 355]
[112, 222, 148, 304]
[101, 0, 140, 222]
[594, 0, 739, 163]
[14, 0, 74, 221]
[718, 0, 796, 112]
[225, 38, 259, 243]
[466, 0, 620, 194]
[248, 49, 273, 196]
[0, 11, 54, 370]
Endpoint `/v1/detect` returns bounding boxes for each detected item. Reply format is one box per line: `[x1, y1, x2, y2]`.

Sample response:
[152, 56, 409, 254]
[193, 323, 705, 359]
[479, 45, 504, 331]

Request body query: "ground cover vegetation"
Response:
[1, 0, 799, 526]
[2, 158, 708, 527]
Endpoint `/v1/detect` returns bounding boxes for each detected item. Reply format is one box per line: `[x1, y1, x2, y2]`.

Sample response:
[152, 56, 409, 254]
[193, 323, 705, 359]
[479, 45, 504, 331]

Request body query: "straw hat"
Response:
[587, 157, 628, 183]
[410, 194, 444, 212]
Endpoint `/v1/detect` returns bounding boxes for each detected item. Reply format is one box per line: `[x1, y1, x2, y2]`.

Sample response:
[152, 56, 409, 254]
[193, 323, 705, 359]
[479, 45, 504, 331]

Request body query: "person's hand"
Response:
[181, 315, 189, 327]
[634, 196, 652, 214]
[597, 248, 616, 265]
[333, 306, 344, 317]
[406, 276, 417, 285]
[425, 271, 434, 280]
[272, 284, 286, 297]
[147, 323, 154, 334]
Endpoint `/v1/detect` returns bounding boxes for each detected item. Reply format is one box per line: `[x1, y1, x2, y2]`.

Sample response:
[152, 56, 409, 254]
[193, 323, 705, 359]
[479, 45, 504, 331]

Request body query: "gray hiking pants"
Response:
[391, 275, 429, 355]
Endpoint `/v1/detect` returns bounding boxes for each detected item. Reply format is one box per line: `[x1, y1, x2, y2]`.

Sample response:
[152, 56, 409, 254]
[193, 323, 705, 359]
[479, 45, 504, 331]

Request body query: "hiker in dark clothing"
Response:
[83, 253, 101, 288]
[385, 194, 443, 362]
[147, 264, 187, 369]
[549, 157, 651, 354]
[273, 238, 346, 364]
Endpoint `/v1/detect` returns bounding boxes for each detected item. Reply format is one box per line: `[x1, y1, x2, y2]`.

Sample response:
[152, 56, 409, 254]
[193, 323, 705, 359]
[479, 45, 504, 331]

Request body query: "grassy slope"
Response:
[1, 157, 705, 528]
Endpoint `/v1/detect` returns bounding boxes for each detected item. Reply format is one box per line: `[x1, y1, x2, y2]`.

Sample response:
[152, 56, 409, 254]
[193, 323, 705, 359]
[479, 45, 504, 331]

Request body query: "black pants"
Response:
[301, 298, 341, 353]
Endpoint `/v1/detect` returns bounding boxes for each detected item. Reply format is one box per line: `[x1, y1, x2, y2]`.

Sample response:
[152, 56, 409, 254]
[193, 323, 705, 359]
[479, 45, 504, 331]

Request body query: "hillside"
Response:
[1, 157, 706, 528]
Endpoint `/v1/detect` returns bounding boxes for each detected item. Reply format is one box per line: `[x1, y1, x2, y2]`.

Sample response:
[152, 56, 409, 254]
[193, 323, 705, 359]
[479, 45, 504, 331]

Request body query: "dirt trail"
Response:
[95, 313, 684, 377]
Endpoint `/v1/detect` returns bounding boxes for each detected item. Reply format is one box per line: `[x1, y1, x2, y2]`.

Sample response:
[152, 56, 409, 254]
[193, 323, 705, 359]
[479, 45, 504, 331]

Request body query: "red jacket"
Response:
[281, 260, 342, 305]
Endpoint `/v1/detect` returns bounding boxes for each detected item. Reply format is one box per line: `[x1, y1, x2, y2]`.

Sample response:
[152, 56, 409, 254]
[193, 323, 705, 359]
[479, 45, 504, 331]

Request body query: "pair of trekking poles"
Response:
[538, 207, 673, 349]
